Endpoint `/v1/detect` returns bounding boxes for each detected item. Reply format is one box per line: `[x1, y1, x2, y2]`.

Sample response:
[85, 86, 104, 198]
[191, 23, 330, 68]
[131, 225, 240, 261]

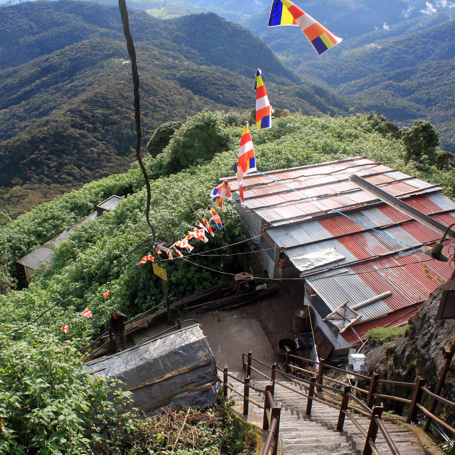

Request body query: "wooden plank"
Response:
[314, 326, 334, 359]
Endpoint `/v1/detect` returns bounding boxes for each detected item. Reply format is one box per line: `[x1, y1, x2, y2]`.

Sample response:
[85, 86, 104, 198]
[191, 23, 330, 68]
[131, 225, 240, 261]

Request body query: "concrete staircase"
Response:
[228, 375, 425, 455]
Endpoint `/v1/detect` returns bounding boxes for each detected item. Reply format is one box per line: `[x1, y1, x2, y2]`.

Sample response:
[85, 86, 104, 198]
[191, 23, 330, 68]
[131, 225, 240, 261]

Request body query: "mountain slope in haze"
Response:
[295, 19, 455, 153]
[0, 1, 350, 220]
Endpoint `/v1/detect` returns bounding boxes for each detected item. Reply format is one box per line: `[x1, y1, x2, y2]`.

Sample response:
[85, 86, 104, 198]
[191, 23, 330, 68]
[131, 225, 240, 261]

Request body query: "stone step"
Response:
[228, 377, 425, 455]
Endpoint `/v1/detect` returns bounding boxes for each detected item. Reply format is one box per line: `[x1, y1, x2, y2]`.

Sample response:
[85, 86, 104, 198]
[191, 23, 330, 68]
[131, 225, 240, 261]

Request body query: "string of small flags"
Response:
[59, 0, 342, 335]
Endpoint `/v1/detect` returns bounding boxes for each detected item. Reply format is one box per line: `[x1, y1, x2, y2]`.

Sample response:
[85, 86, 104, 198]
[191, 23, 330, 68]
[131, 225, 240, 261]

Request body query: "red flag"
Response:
[61, 324, 69, 333]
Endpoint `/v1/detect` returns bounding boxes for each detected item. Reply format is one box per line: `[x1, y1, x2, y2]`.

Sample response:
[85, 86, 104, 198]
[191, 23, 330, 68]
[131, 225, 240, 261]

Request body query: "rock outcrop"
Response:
[365, 284, 455, 419]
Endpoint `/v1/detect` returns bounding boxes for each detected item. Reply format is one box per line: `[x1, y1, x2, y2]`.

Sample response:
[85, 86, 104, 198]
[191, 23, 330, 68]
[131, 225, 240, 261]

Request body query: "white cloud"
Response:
[420, 2, 438, 14]
[383, 22, 390, 30]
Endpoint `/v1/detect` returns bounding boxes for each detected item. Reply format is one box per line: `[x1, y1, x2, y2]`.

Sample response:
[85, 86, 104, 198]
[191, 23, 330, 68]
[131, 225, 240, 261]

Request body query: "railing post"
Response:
[407, 376, 425, 423]
[263, 384, 273, 430]
[223, 367, 228, 398]
[367, 372, 379, 409]
[247, 351, 252, 378]
[306, 376, 316, 416]
[317, 358, 325, 392]
[424, 343, 455, 431]
[285, 350, 290, 372]
[337, 385, 351, 431]
[271, 362, 277, 396]
[363, 404, 384, 455]
[243, 376, 250, 415]
[176, 319, 181, 329]
[271, 405, 281, 455]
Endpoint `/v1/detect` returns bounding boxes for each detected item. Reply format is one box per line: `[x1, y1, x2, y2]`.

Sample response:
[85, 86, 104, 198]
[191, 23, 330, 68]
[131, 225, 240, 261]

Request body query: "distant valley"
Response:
[0, 1, 349, 219]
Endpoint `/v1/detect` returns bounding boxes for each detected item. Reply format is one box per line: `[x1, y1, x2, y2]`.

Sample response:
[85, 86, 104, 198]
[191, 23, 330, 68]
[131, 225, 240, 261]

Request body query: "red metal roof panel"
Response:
[337, 236, 371, 260]
[400, 221, 440, 244]
[377, 204, 410, 223]
[351, 262, 412, 312]
[342, 304, 422, 344]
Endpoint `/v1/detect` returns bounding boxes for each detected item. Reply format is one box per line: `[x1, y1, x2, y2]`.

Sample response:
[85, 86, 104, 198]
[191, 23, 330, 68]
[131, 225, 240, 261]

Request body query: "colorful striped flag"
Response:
[235, 123, 256, 207]
[208, 206, 223, 229]
[213, 197, 225, 212]
[255, 69, 272, 131]
[136, 252, 154, 265]
[61, 324, 69, 333]
[103, 290, 110, 299]
[268, 0, 342, 55]
[202, 217, 215, 237]
[173, 246, 183, 257]
[81, 307, 93, 318]
[166, 249, 173, 260]
[211, 180, 232, 202]
[176, 238, 194, 253]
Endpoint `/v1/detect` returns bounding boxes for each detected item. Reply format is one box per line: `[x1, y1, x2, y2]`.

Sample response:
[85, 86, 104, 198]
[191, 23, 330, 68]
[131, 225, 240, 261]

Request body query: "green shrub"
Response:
[0, 332, 135, 454]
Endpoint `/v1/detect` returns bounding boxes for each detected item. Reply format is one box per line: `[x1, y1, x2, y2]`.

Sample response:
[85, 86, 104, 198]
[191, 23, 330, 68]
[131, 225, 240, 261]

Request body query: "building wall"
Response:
[235, 201, 280, 278]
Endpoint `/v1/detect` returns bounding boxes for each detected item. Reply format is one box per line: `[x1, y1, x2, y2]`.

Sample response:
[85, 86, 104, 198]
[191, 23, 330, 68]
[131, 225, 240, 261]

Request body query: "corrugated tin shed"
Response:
[222, 158, 455, 346]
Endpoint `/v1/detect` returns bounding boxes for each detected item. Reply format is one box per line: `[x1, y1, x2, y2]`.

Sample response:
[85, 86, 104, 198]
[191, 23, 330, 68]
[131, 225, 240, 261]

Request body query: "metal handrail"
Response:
[241, 352, 408, 455]
[377, 378, 415, 387]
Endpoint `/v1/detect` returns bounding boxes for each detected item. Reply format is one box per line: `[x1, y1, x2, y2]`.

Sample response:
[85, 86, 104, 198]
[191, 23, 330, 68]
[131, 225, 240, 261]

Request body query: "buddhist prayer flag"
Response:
[235, 123, 256, 207]
[173, 246, 183, 257]
[202, 217, 215, 237]
[136, 252, 153, 265]
[268, 0, 342, 55]
[208, 206, 223, 229]
[81, 307, 93, 318]
[166, 249, 173, 260]
[176, 238, 194, 253]
[211, 180, 232, 202]
[213, 197, 225, 212]
[61, 324, 69, 333]
[103, 290, 110, 299]
[255, 69, 272, 131]
[195, 221, 207, 233]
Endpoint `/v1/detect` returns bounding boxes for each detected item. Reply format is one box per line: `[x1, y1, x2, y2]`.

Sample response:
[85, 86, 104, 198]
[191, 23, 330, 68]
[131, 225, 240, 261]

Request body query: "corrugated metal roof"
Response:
[307, 272, 391, 321]
[426, 193, 455, 210]
[342, 304, 422, 344]
[224, 159, 455, 341]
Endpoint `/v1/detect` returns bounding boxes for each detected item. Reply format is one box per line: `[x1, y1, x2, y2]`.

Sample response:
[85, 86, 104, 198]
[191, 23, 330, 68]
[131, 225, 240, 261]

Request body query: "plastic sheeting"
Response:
[289, 247, 345, 271]
[85, 324, 219, 415]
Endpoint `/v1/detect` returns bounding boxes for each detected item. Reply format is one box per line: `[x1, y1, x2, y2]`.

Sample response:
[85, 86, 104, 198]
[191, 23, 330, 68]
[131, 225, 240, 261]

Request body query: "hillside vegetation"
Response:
[2, 109, 455, 452]
[0, 1, 351, 221]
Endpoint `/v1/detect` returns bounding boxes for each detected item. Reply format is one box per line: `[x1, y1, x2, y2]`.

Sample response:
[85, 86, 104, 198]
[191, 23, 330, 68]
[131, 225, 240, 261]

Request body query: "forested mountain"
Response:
[0, 1, 349, 220]
[296, 19, 455, 153]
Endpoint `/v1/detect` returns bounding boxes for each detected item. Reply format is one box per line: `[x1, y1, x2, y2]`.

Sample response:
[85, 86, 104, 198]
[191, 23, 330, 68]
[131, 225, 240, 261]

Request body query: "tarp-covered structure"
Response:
[85, 324, 219, 414]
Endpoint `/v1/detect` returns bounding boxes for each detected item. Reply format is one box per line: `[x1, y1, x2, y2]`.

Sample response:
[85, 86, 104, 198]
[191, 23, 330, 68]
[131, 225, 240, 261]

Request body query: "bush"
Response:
[402, 120, 440, 164]
[0, 332, 135, 454]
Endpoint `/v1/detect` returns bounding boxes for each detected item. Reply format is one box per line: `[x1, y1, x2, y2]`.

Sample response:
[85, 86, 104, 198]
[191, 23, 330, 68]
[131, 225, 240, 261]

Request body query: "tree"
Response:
[402, 120, 440, 164]
[146, 121, 182, 158]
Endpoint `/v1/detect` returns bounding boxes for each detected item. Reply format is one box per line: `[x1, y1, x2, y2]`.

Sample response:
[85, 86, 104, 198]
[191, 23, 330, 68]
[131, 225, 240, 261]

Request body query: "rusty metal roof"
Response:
[223, 159, 455, 342]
